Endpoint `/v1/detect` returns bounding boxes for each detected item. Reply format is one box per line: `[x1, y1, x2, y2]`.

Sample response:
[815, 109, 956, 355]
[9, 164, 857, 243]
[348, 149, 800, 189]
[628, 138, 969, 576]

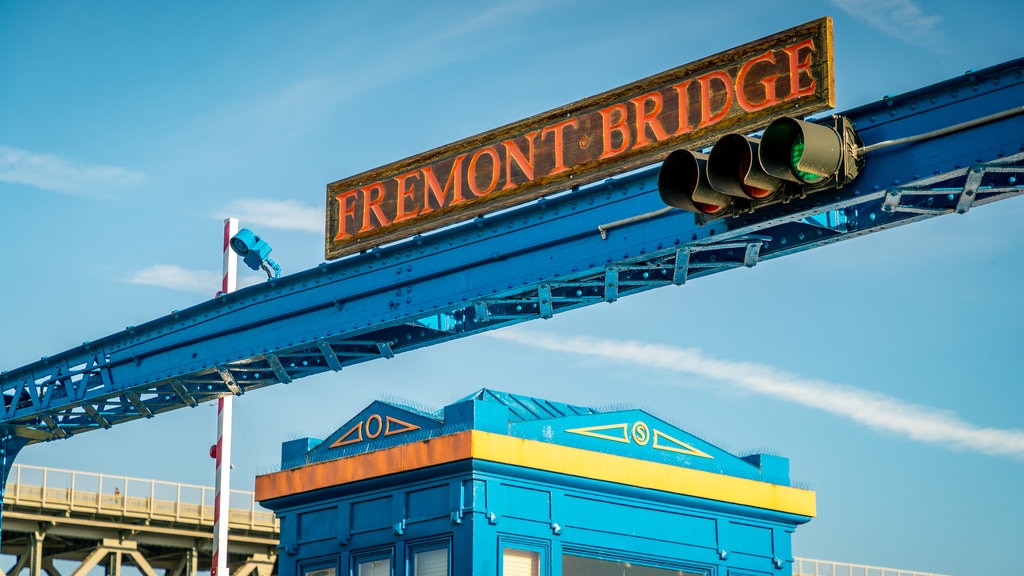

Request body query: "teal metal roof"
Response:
[280, 387, 793, 487]
[458, 388, 598, 421]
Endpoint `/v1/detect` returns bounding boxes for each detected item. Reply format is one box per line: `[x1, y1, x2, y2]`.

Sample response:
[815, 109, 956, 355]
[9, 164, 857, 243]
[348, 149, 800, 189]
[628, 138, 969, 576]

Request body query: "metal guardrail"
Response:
[2, 463, 277, 532]
[793, 557, 951, 576]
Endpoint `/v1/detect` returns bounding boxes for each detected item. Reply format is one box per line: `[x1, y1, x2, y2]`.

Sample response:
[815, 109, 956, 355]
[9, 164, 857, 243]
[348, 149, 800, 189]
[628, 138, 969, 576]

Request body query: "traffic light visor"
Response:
[707, 134, 782, 200]
[658, 150, 733, 215]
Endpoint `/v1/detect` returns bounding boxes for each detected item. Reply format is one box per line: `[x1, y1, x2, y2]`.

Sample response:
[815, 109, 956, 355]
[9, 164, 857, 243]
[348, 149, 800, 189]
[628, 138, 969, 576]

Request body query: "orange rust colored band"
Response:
[255, 431, 474, 501]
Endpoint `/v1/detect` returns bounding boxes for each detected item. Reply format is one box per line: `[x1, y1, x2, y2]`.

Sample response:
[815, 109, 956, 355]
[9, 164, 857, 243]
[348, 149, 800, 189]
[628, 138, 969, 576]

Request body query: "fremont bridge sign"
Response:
[325, 18, 834, 260]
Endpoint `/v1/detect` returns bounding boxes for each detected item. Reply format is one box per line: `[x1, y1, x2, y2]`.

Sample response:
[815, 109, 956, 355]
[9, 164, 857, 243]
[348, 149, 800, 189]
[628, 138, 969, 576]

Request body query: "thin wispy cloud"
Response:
[490, 329, 1024, 460]
[831, 0, 946, 49]
[223, 199, 322, 233]
[429, 1, 544, 44]
[126, 265, 222, 296]
[189, 2, 547, 151]
[0, 145, 145, 197]
[127, 264, 264, 295]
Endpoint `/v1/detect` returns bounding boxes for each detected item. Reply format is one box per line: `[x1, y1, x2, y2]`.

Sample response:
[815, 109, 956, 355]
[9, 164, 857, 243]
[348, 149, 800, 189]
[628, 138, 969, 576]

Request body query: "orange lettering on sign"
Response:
[542, 118, 579, 175]
[467, 147, 501, 197]
[736, 51, 782, 112]
[393, 170, 421, 224]
[599, 103, 630, 160]
[695, 71, 733, 129]
[333, 189, 360, 241]
[630, 92, 670, 149]
[783, 38, 817, 99]
[359, 183, 391, 233]
[502, 131, 538, 190]
[420, 155, 467, 215]
[670, 80, 694, 137]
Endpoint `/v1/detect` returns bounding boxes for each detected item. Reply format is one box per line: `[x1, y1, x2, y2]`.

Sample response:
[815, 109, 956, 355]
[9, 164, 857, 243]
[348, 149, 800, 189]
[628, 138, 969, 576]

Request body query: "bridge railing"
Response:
[793, 557, 950, 576]
[2, 463, 278, 532]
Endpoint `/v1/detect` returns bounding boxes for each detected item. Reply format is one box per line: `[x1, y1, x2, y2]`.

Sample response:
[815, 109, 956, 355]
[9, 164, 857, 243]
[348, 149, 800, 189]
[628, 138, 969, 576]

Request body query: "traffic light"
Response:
[659, 115, 863, 220]
[707, 133, 784, 201]
[760, 116, 862, 186]
[658, 150, 735, 216]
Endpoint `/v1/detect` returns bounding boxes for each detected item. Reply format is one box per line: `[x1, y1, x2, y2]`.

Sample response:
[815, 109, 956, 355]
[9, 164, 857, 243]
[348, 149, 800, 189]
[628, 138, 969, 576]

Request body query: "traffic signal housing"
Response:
[659, 115, 863, 220]
[658, 150, 735, 216]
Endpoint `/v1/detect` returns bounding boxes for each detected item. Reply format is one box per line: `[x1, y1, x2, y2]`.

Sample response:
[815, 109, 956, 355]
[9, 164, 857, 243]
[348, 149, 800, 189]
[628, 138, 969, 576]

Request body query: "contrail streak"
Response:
[489, 329, 1024, 459]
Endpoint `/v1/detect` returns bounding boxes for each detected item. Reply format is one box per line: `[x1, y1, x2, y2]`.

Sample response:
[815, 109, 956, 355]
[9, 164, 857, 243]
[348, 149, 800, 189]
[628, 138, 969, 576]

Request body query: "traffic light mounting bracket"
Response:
[828, 114, 864, 189]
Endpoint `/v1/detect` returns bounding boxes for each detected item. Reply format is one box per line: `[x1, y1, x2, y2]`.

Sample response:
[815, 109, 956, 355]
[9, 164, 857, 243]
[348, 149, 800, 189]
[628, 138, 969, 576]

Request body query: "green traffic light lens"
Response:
[791, 134, 824, 183]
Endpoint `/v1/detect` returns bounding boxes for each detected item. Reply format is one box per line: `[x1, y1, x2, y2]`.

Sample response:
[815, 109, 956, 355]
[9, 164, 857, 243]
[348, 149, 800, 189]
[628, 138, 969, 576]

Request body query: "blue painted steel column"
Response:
[0, 428, 29, 541]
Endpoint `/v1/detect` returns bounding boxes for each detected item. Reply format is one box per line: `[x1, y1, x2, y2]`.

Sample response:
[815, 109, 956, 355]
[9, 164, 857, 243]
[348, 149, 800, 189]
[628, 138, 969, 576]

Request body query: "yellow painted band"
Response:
[470, 431, 815, 517]
[255, 430, 815, 517]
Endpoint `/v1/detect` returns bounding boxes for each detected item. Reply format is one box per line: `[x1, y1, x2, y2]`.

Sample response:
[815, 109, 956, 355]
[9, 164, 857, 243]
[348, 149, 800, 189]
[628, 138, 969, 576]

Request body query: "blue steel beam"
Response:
[2, 58, 1023, 445]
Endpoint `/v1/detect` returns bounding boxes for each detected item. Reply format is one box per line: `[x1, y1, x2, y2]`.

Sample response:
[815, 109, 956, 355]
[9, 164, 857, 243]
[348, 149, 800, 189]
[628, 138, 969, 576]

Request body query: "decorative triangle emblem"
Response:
[328, 421, 363, 448]
[652, 429, 712, 459]
[384, 415, 421, 436]
[565, 423, 630, 444]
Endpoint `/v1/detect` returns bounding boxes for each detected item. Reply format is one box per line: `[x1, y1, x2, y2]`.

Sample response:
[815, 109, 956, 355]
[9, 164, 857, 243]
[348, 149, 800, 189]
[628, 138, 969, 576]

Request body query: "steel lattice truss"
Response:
[3, 58, 1024, 446]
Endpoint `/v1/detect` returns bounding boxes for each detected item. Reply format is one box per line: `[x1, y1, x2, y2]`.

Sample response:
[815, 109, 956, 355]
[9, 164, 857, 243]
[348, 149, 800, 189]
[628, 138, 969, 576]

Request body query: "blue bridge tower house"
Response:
[255, 390, 815, 576]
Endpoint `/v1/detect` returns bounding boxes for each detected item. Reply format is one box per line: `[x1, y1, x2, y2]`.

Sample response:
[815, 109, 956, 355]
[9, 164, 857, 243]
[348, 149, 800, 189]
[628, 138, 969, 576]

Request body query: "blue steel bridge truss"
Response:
[2, 58, 1023, 464]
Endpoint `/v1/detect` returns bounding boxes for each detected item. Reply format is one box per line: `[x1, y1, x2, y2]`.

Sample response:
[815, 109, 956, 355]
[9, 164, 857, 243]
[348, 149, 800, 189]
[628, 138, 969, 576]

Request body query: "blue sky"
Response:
[2, 1, 1022, 574]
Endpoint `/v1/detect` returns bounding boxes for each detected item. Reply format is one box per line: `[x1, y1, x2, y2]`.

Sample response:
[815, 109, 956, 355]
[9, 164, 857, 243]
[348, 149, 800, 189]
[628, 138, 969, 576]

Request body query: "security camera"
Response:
[229, 228, 281, 279]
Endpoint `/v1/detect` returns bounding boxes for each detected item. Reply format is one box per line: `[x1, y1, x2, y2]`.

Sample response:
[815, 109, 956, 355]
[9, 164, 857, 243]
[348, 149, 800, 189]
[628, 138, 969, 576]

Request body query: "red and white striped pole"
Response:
[212, 217, 238, 576]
